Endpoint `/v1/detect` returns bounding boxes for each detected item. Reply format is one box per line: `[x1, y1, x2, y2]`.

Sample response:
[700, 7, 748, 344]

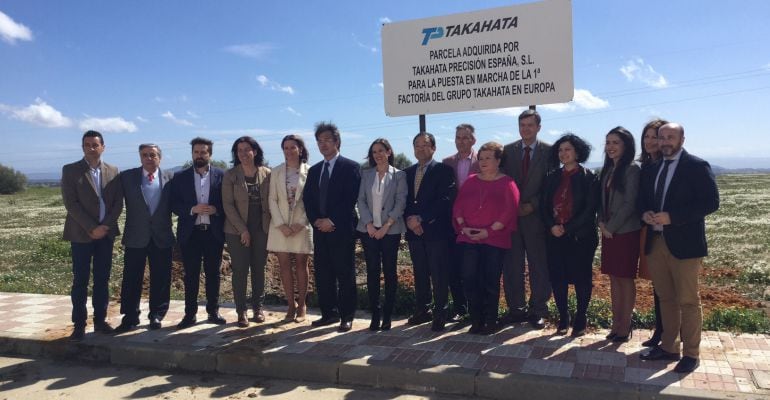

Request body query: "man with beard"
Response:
[171, 137, 227, 329]
[638, 123, 719, 374]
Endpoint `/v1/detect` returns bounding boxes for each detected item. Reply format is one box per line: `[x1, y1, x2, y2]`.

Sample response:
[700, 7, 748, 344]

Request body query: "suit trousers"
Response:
[448, 238, 469, 314]
[180, 229, 224, 316]
[313, 230, 357, 320]
[408, 238, 449, 316]
[70, 237, 114, 326]
[120, 241, 172, 323]
[647, 234, 703, 358]
[502, 213, 550, 318]
[360, 232, 400, 317]
[461, 243, 504, 325]
[226, 231, 268, 313]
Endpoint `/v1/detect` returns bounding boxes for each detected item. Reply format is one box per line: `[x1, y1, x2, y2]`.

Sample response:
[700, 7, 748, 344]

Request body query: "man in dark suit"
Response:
[441, 123, 479, 321]
[303, 122, 361, 332]
[638, 122, 719, 373]
[171, 137, 227, 329]
[405, 132, 457, 331]
[501, 109, 553, 329]
[114, 144, 175, 333]
[61, 130, 123, 341]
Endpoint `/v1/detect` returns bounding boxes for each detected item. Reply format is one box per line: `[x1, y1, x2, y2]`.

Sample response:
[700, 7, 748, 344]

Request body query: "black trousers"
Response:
[447, 238, 468, 314]
[408, 237, 449, 316]
[360, 232, 400, 318]
[120, 240, 172, 323]
[313, 230, 357, 321]
[180, 229, 224, 316]
[461, 243, 504, 325]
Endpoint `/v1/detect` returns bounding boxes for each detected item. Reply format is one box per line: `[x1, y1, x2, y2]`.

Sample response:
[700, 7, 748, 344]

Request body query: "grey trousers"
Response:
[226, 230, 268, 313]
[502, 213, 551, 318]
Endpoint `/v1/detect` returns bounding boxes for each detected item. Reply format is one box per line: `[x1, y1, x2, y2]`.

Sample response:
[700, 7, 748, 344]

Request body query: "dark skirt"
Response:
[600, 229, 641, 279]
[546, 234, 598, 286]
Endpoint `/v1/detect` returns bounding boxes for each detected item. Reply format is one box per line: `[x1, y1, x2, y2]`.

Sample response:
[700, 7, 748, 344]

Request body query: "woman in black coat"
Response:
[541, 133, 599, 337]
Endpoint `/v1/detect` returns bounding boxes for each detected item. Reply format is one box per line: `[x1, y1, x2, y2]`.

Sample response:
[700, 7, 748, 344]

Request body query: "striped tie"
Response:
[414, 164, 425, 195]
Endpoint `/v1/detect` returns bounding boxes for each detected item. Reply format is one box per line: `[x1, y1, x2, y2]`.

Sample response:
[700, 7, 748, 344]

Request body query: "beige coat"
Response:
[222, 165, 271, 235]
[266, 162, 312, 254]
[61, 159, 123, 243]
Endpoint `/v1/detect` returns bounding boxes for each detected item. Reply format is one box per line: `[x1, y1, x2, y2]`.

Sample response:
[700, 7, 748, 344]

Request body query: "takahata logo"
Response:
[421, 16, 518, 45]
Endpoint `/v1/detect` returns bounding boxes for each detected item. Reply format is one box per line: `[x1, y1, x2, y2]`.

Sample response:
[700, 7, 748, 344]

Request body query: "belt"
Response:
[195, 224, 210, 231]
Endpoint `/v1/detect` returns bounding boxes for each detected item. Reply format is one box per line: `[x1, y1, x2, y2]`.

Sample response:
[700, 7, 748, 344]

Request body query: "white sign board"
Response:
[382, 0, 573, 117]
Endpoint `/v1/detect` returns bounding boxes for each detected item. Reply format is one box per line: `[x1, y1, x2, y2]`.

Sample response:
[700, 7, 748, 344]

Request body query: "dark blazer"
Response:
[442, 150, 480, 186]
[303, 155, 361, 237]
[171, 166, 225, 245]
[120, 167, 175, 249]
[404, 159, 457, 241]
[638, 150, 719, 259]
[502, 139, 553, 214]
[61, 159, 123, 243]
[541, 166, 599, 240]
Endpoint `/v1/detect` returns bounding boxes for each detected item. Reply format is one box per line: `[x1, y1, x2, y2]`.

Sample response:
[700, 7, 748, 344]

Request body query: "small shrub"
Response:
[703, 307, 770, 334]
[0, 163, 27, 194]
[32, 237, 71, 263]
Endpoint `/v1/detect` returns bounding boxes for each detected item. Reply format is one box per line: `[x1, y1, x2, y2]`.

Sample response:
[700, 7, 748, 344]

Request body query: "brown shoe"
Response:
[237, 312, 249, 328]
[252, 308, 266, 323]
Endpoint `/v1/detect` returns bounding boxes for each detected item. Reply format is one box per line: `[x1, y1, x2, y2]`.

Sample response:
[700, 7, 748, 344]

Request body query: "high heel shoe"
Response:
[605, 332, 617, 340]
[641, 331, 661, 347]
[612, 329, 633, 343]
[294, 304, 307, 323]
[284, 301, 297, 322]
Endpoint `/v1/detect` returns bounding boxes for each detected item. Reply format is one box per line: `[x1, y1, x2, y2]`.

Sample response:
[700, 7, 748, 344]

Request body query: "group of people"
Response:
[61, 109, 719, 374]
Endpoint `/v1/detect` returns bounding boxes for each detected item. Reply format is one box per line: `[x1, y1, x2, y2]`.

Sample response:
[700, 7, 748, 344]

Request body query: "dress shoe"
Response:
[528, 315, 546, 330]
[176, 315, 197, 330]
[468, 321, 483, 334]
[237, 312, 249, 328]
[252, 308, 265, 323]
[674, 356, 700, 373]
[640, 346, 680, 361]
[605, 332, 617, 340]
[149, 317, 162, 330]
[311, 315, 340, 327]
[93, 321, 115, 334]
[407, 311, 433, 326]
[612, 330, 633, 343]
[369, 316, 381, 331]
[480, 321, 499, 335]
[571, 328, 586, 338]
[338, 320, 353, 332]
[380, 317, 392, 331]
[430, 317, 446, 332]
[556, 320, 569, 335]
[641, 332, 662, 347]
[503, 312, 528, 324]
[70, 325, 85, 342]
[207, 313, 226, 325]
[114, 322, 138, 334]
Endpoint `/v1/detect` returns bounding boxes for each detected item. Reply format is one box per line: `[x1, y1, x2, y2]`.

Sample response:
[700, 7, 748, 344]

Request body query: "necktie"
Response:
[414, 165, 425, 196]
[319, 161, 330, 214]
[654, 159, 673, 212]
[522, 146, 531, 185]
[148, 173, 154, 183]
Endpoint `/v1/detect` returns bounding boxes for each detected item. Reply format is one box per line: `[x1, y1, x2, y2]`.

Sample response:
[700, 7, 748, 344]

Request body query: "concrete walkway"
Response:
[0, 292, 768, 399]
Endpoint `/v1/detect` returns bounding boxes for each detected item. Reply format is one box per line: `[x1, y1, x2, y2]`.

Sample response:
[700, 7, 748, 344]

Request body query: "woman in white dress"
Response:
[267, 134, 313, 322]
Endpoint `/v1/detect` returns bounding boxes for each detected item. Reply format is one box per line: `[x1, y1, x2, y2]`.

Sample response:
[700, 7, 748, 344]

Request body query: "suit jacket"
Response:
[502, 139, 553, 214]
[599, 163, 641, 235]
[442, 150, 480, 186]
[303, 155, 361, 238]
[222, 165, 271, 235]
[170, 166, 225, 245]
[356, 165, 407, 235]
[268, 162, 310, 228]
[120, 167, 175, 249]
[404, 159, 457, 241]
[638, 149, 719, 259]
[541, 166, 599, 240]
[61, 159, 122, 243]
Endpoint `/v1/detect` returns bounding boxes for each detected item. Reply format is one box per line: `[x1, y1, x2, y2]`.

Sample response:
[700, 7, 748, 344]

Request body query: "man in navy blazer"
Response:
[171, 137, 227, 329]
[405, 132, 457, 331]
[115, 144, 175, 333]
[303, 122, 361, 332]
[638, 123, 719, 374]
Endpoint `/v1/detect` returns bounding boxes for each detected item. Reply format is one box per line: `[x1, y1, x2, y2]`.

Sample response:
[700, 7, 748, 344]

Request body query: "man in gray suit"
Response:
[115, 144, 175, 333]
[501, 110, 553, 329]
[61, 130, 123, 341]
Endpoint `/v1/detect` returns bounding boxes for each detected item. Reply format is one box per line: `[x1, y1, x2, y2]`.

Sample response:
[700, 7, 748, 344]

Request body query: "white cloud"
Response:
[352, 33, 377, 53]
[255, 74, 295, 95]
[161, 111, 194, 127]
[541, 89, 610, 112]
[153, 95, 188, 103]
[0, 10, 33, 45]
[547, 129, 564, 136]
[223, 43, 274, 59]
[620, 58, 668, 88]
[284, 107, 301, 117]
[480, 106, 526, 117]
[186, 110, 200, 119]
[379, 17, 392, 24]
[0, 98, 72, 128]
[136, 116, 149, 123]
[79, 116, 137, 133]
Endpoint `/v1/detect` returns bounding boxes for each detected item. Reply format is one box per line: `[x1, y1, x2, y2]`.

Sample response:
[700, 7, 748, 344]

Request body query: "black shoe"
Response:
[556, 320, 569, 335]
[528, 315, 546, 330]
[338, 320, 353, 332]
[431, 316, 446, 332]
[369, 316, 380, 331]
[311, 316, 340, 327]
[674, 356, 700, 373]
[407, 311, 432, 326]
[640, 346, 681, 361]
[468, 321, 483, 334]
[571, 328, 586, 338]
[176, 315, 197, 330]
[207, 313, 226, 325]
[70, 325, 85, 342]
[149, 317, 162, 330]
[612, 330, 633, 343]
[114, 322, 138, 334]
[605, 332, 617, 340]
[641, 332, 662, 347]
[503, 312, 528, 324]
[93, 321, 115, 334]
[380, 319, 392, 331]
[480, 321, 499, 335]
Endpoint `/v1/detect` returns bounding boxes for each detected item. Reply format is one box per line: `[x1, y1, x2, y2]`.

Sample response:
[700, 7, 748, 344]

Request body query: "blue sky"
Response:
[1, 0, 769, 176]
